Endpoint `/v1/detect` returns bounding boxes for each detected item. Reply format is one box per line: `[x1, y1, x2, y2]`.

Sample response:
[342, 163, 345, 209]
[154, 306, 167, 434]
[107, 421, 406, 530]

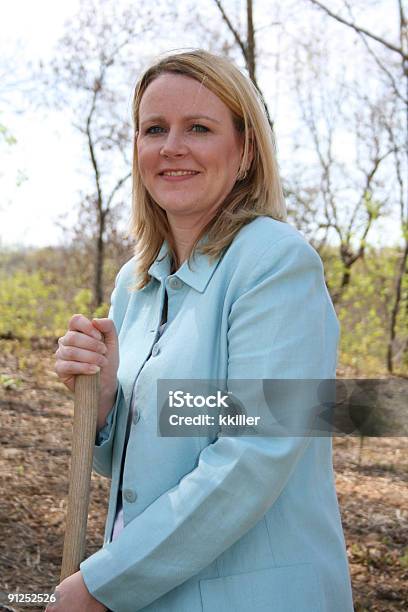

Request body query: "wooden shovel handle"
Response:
[60, 372, 100, 582]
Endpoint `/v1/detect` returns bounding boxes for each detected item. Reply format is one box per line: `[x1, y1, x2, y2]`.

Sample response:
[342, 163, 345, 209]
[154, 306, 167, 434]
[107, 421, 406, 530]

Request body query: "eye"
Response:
[191, 124, 209, 132]
[145, 125, 165, 134]
[144, 124, 209, 135]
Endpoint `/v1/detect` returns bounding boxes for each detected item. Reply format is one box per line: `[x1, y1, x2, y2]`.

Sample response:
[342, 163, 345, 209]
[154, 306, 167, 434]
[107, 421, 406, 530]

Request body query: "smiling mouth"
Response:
[159, 171, 200, 177]
[159, 171, 200, 181]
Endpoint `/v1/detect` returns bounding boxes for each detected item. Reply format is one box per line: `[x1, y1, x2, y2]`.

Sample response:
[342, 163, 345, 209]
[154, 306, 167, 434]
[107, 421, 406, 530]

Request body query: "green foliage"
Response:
[0, 373, 23, 389]
[0, 122, 17, 146]
[73, 288, 93, 316]
[0, 269, 109, 339]
[1, 244, 407, 376]
[71, 287, 109, 320]
[363, 190, 381, 220]
[93, 302, 110, 318]
[322, 246, 407, 375]
[323, 249, 345, 289]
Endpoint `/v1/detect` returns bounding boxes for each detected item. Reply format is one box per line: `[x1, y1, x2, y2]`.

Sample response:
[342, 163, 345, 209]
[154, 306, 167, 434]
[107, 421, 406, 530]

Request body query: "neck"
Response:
[173, 240, 192, 269]
[167, 208, 216, 267]
[167, 223, 200, 269]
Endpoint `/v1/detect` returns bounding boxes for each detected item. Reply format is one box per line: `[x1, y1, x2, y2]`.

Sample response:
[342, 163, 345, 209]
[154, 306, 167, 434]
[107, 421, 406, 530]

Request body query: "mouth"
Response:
[158, 170, 201, 181]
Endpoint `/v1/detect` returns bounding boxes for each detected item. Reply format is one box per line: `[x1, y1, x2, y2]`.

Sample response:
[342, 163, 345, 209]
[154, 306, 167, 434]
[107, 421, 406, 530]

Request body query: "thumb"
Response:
[92, 318, 118, 346]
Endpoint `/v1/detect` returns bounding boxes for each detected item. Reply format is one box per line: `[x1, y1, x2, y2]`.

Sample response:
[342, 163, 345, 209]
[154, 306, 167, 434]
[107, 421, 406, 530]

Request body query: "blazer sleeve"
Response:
[80, 235, 340, 612]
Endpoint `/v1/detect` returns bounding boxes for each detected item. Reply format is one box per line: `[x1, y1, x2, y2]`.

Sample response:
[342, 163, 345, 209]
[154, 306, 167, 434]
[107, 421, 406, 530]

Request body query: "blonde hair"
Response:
[131, 48, 287, 289]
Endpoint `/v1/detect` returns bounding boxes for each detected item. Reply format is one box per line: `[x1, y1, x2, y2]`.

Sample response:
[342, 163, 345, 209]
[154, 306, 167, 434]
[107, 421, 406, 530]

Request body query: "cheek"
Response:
[212, 139, 242, 175]
[227, 139, 243, 163]
[137, 144, 156, 178]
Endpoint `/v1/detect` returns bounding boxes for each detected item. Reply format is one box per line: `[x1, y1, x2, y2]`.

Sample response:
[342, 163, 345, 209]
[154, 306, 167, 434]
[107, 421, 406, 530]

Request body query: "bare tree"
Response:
[384, 93, 408, 372]
[308, 0, 408, 61]
[44, 0, 160, 307]
[289, 35, 393, 300]
[306, 0, 407, 372]
[212, 0, 275, 130]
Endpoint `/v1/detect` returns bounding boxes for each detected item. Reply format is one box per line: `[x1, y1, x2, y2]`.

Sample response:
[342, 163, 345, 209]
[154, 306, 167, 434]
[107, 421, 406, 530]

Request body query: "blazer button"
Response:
[132, 410, 140, 424]
[151, 344, 160, 357]
[168, 277, 182, 290]
[123, 489, 137, 503]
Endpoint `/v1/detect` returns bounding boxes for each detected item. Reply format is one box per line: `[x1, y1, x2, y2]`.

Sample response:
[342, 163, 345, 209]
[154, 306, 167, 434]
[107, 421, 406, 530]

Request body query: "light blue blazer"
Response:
[80, 216, 354, 612]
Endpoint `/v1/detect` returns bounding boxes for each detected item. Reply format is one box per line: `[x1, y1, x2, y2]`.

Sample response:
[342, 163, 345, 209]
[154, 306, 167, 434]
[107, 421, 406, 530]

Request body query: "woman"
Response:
[53, 49, 354, 612]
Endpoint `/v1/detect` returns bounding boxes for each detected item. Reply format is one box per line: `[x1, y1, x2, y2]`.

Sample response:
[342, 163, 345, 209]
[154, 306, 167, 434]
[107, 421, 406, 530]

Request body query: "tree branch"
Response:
[106, 171, 132, 210]
[213, 0, 247, 60]
[213, 0, 275, 131]
[86, 87, 103, 217]
[307, 0, 408, 61]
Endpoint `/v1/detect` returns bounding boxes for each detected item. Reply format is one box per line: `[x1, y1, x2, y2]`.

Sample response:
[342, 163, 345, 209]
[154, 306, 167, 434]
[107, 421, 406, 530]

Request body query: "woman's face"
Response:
[136, 73, 247, 227]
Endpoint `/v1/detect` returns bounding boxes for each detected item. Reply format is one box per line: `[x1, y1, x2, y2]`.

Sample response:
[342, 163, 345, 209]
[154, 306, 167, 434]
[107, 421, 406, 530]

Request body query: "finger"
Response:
[56, 345, 109, 368]
[92, 318, 117, 345]
[55, 359, 100, 377]
[68, 314, 103, 340]
[59, 331, 107, 354]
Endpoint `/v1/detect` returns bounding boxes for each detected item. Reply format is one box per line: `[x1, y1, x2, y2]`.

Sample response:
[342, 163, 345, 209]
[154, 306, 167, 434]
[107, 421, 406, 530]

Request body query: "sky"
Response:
[1, 0, 83, 248]
[0, 0, 402, 250]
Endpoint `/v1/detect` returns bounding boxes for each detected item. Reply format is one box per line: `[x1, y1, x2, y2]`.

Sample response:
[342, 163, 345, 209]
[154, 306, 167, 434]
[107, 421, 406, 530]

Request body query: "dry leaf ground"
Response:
[0, 343, 407, 612]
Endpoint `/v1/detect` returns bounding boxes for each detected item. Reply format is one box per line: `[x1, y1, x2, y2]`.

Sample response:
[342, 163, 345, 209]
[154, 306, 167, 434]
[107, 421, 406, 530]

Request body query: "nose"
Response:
[160, 129, 188, 157]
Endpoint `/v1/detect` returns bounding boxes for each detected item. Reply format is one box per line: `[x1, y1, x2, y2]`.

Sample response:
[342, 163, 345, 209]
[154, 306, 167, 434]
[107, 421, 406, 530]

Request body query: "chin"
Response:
[157, 200, 201, 214]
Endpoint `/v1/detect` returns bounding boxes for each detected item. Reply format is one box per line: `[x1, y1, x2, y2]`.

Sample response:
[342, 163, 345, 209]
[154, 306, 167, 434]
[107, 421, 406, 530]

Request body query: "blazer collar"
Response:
[148, 237, 223, 293]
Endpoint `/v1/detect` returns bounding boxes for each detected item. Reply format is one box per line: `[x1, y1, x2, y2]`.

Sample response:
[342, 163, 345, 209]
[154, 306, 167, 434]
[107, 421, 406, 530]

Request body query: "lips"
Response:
[159, 172, 200, 182]
[159, 169, 200, 176]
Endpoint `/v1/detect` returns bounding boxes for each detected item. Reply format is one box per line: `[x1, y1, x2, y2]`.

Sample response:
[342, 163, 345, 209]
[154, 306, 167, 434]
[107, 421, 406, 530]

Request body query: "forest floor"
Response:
[0, 342, 407, 612]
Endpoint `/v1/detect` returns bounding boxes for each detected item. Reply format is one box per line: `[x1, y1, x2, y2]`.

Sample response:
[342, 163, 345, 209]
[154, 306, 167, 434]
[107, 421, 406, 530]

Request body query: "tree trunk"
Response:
[387, 240, 408, 373]
[246, 0, 256, 83]
[94, 209, 105, 308]
[340, 265, 351, 291]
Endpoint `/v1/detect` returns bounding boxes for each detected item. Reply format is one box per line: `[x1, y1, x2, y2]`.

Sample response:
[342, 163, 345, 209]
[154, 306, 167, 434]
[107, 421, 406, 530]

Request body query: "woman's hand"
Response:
[45, 570, 107, 612]
[54, 314, 119, 427]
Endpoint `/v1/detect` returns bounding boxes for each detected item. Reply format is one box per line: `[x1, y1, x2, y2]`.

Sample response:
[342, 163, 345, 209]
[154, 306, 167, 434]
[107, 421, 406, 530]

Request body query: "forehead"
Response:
[139, 73, 232, 120]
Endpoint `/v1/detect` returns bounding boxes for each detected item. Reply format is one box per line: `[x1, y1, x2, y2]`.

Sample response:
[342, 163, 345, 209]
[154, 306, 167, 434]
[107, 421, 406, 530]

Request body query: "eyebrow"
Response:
[140, 114, 221, 126]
